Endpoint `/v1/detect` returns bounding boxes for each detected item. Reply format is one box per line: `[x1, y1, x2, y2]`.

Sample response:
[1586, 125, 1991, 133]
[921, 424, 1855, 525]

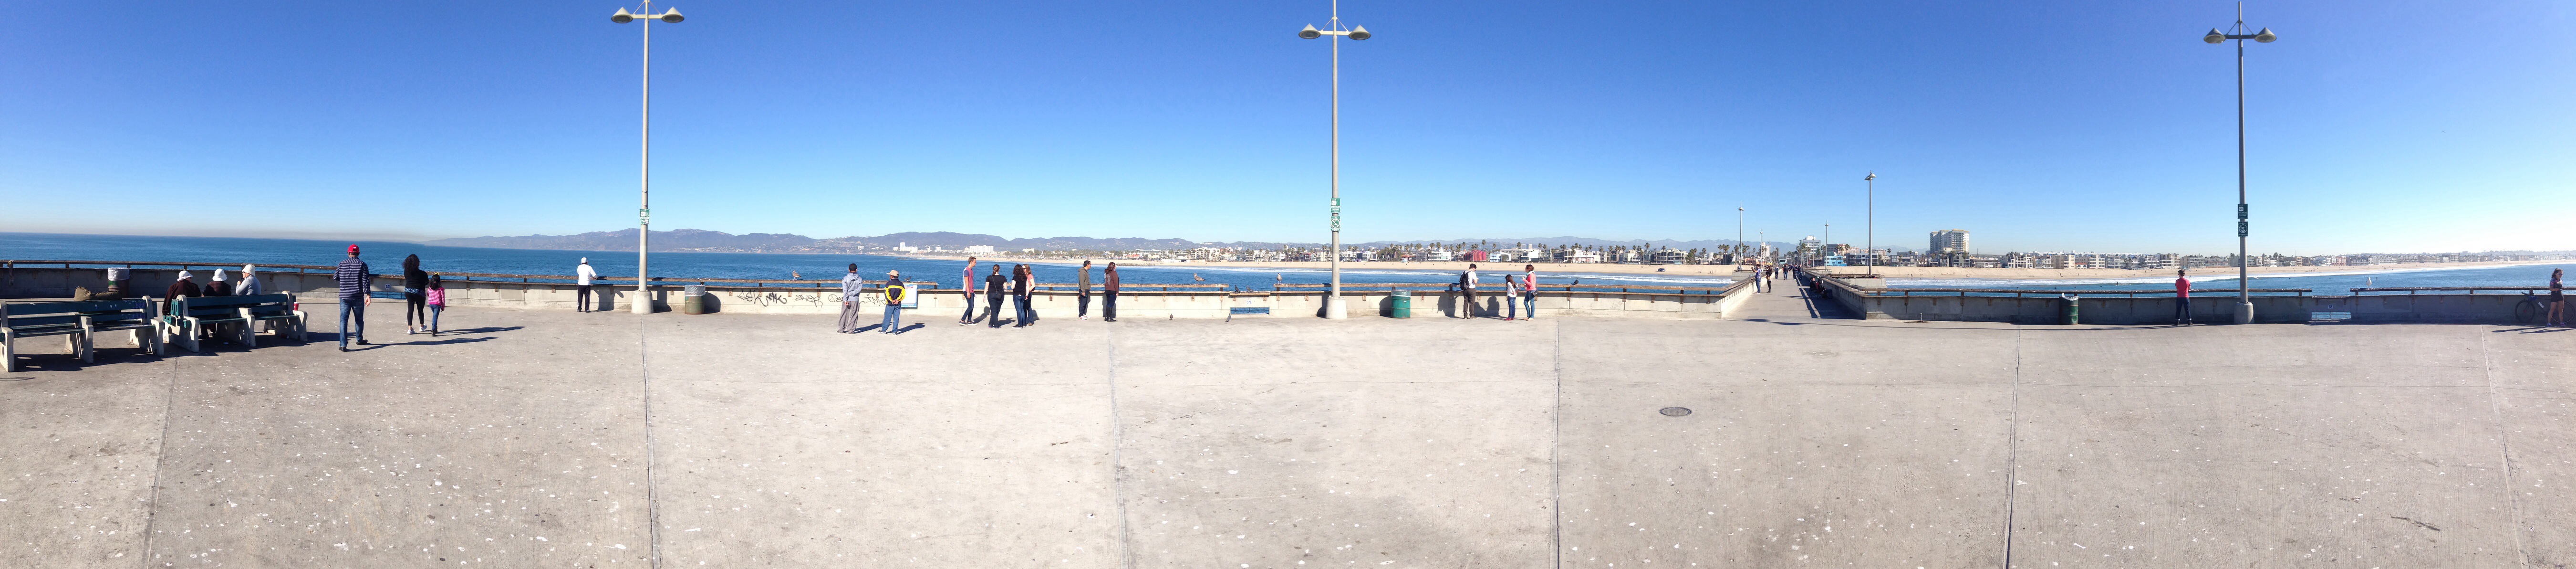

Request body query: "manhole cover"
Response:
[1659, 407, 1692, 417]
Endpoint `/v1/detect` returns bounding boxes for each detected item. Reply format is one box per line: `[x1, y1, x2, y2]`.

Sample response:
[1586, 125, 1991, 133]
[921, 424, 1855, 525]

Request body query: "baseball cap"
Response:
[347, 244, 361, 254]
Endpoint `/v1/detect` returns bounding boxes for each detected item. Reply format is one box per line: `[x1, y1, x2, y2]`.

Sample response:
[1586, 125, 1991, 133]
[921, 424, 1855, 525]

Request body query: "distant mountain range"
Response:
[423, 229, 1814, 253]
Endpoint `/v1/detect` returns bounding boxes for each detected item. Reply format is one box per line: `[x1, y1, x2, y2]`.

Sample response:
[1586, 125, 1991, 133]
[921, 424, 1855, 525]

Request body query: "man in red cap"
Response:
[334, 244, 374, 351]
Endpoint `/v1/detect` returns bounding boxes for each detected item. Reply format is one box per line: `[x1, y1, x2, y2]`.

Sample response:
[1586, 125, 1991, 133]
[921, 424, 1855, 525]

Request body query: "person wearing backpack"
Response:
[1458, 264, 1480, 318]
[879, 270, 906, 334]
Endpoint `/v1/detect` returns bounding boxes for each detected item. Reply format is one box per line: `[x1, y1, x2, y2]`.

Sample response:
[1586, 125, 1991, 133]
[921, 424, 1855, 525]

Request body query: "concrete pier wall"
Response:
[1800, 271, 2531, 325]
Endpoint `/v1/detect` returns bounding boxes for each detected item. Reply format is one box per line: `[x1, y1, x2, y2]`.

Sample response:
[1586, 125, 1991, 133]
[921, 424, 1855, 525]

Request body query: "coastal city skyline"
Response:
[4, 1, 2569, 253]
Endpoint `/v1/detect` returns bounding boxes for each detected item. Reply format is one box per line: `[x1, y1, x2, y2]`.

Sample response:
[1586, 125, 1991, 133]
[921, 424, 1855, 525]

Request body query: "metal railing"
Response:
[2347, 286, 2555, 296]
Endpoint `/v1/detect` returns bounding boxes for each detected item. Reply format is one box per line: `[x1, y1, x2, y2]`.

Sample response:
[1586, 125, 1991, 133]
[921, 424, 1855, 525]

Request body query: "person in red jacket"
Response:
[2173, 269, 2193, 326]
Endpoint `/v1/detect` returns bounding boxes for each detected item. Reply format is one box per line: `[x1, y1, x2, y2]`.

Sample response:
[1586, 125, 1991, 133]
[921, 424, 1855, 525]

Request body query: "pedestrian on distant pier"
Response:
[1102, 263, 1121, 322]
[1521, 264, 1539, 319]
[959, 256, 980, 326]
[984, 264, 1008, 327]
[838, 263, 865, 333]
[335, 245, 373, 351]
[402, 254, 430, 335]
[1011, 264, 1035, 328]
[2550, 268, 2566, 327]
[2173, 269, 2193, 326]
[425, 274, 447, 336]
[1077, 260, 1095, 320]
[1459, 263, 1480, 318]
[880, 270, 906, 334]
[575, 258, 601, 312]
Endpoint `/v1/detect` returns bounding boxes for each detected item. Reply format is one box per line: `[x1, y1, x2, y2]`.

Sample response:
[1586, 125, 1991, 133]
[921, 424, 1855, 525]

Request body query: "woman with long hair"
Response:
[402, 254, 430, 335]
[2550, 268, 2566, 327]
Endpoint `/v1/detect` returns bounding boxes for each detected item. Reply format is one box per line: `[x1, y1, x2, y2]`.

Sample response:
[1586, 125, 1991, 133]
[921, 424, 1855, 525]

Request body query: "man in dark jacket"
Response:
[335, 245, 374, 351]
[1102, 263, 1121, 322]
[983, 264, 1009, 328]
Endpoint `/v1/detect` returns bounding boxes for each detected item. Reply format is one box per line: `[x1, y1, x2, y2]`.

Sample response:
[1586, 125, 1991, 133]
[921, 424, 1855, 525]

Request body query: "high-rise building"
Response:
[1929, 230, 1970, 254]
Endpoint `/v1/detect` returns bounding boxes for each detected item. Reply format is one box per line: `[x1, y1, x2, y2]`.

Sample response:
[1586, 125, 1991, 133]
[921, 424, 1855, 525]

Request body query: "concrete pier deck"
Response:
[3, 303, 2570, 568]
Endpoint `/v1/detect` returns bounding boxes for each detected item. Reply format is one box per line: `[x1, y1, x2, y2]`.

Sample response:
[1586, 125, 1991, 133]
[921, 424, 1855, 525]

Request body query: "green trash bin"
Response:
[1390, 290, 1412, 318]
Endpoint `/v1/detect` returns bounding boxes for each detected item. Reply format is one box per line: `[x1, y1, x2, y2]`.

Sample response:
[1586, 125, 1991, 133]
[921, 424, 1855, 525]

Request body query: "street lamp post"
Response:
[1736, 204, 1745, 265]
[1300, 5, 1370, 319]
[2203, 5, 2275, 324]
[612, 2, 684, 314]
[1864, 172, 1877, 275]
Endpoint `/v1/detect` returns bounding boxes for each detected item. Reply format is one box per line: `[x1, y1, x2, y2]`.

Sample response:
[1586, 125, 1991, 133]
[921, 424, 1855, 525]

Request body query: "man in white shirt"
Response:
[575, 258, 601, 312]
[1459, 264, 1480, 319]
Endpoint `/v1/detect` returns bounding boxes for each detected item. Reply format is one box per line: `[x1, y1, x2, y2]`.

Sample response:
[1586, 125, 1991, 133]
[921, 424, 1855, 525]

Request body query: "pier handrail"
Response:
[2347, 286, 2552, 295]
[1791, 267, 2308, 297]
[0, 260, 1317, 290]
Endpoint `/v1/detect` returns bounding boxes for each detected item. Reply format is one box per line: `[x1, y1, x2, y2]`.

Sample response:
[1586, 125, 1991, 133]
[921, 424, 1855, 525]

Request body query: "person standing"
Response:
[838, 263, 865, 333]
[2550, 268, 2566, 327]
[959, 256, 980, 325]
[1011, 264, 1034, 328]
[1501, 274, 1521, 320]
[880, 270, 906, 334]
[1102, 263, 1121, 322]
[983, 264, 1009, 328]
[1077, 260, 1095, 319]
[335, 245, 373, 351]
[2172, 269, 2193, 326]
[425, 274, 447, 336]
[1459, 263, 1480, 319]
[402, 254, 429, 335]
[575, 258, 600, 312]
[1521, 264, 1539, 319]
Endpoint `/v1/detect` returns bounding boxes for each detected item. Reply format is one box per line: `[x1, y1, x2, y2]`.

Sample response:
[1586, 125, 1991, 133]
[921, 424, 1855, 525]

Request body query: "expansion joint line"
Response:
[1550, 318, 1565, 569]
[1999, 332, 2023, 569]
[136, 356, 185, 568]
[1108, 324, 1135, 569]
[2479, 333, 2531, 567]
[642, 319, 665, 569]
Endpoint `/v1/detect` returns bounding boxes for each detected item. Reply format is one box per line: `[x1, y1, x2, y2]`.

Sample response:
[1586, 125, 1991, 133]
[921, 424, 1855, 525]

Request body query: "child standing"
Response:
[426, 274, 447, 336]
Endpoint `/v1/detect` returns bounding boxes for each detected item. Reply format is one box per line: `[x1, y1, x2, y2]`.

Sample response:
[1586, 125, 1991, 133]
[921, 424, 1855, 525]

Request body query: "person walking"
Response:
[1077, 260, 1095, 319]
[1102, 263, 1122, 322]
[958, 256, 980, 325]
[2173, 269, 2193, 326]
[1459, 263, 1480, 318]
[335, 245, 373, 351]
[1521, 264, 1539, 319]
[1011, 264, 1034, 328]
[838, 263, 866, 333]
[425, 274, 447, 336]
[575, 258, 601, 312]
[880, 270, 906, 334]
[2550, 268, 2566, 327]
[983, 264, 1009, 327]
[402, 254, 430, 335]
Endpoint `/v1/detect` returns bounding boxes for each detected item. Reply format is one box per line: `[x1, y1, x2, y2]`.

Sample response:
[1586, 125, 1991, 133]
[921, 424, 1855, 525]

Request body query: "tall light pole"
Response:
[1864, 172, 1877, 275]
[612, 2, 684, 314]
[1299, 5, 1370, 319]
[1736, 204, 1745, 264]
[2204, 4, 2274, 324]
[1821, 223, 1829, 265]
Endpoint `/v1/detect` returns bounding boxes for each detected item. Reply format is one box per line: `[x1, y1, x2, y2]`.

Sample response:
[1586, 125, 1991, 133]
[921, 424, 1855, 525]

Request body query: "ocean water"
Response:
[0, 232, 1733, 291]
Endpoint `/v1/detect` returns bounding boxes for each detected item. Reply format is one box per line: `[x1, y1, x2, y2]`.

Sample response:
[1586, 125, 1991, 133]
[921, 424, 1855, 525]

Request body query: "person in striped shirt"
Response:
[336, 244, 374, 351]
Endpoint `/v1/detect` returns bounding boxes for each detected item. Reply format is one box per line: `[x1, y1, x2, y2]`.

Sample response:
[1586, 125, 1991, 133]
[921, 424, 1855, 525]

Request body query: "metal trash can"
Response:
[1390, 290, 1412, 318]
[683, 284, 708, 315]
[2060, 293, 2080, 325]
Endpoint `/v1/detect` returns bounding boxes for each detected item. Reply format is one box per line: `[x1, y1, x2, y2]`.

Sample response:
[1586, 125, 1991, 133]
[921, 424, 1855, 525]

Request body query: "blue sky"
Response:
[1, 1, 2568, 254]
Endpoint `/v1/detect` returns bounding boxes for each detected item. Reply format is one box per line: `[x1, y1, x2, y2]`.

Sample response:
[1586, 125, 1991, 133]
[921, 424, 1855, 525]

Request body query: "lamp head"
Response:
[659, 8, 683, 22]
[612, 7, 635, 23]
[1348, 25, 1370, 40]
[1865, 172, 1877, 181]
[2253, 27, 2275, 42]
[2202, 28, 2224, 43]
[1298, 24, 1320, 39]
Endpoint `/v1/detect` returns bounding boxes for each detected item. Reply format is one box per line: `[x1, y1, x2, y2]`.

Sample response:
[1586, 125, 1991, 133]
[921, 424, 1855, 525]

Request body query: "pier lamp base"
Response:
[2233, 302, 2254, 325]
[1323, 295, 1347, 319]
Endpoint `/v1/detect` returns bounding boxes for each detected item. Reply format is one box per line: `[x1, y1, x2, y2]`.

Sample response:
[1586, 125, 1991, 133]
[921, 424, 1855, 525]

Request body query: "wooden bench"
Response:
[164, 294, 301, 353]
[3, 299, 160, 371]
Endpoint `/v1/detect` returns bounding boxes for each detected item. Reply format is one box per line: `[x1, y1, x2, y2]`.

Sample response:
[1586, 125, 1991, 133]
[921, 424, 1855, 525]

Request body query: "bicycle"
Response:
[2515, 292, 2546, 325]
